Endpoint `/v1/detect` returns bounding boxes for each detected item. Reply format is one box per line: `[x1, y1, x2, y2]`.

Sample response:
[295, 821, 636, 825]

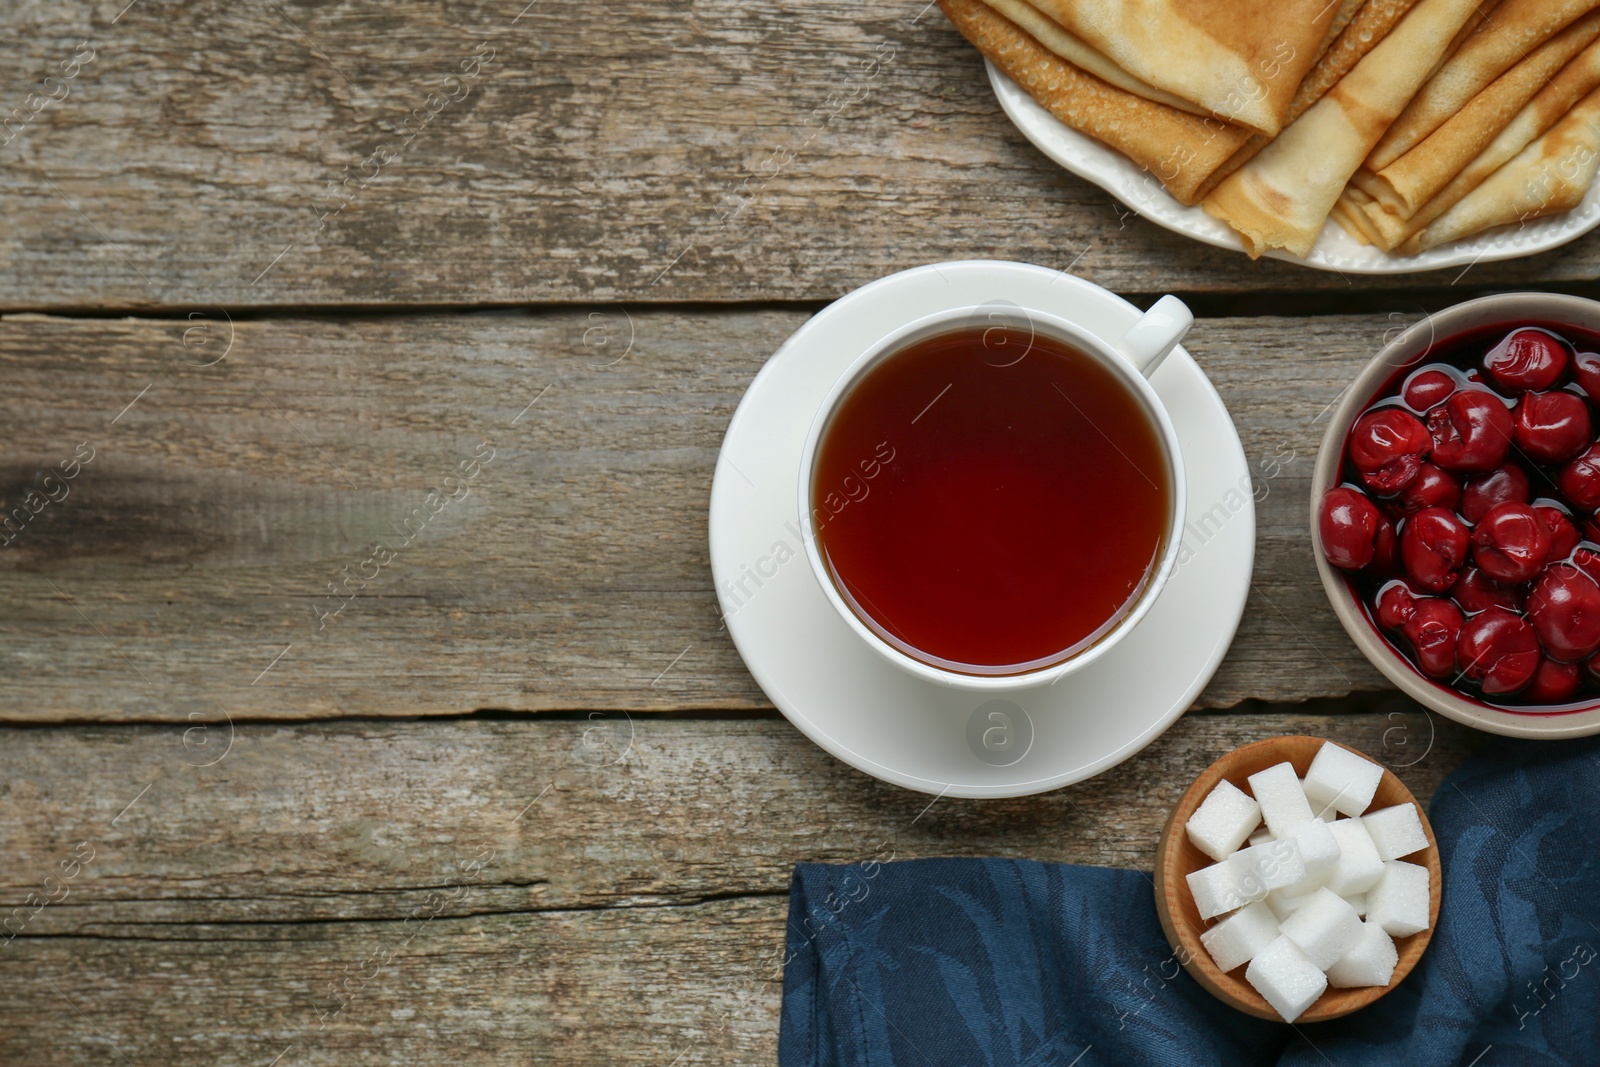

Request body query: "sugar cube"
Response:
[1326, 921, 1399, 988]
[1316, 802, 1338, 822]
[1246, 935, 1328, 1022]
[1325, 817, 1385, 897]
[1247, 826, 1275, 847]
[1346, 892, 1368, 917]
[1278, 887, 1364, 969]
[1186, 779, 1263, 862]
[1276, 819, 1340, 889]
[1302, 742, 1384, 817]
[1247, 762, 1315, 835]
[1366, 860, 1431, 937]
[1187, 857, 1263, 919]
[1265, 885, 1316, 922]
[1200, 901, 1280, 973]
[1232, 837, 1305, 896]
[1362, 803, 1428, 861]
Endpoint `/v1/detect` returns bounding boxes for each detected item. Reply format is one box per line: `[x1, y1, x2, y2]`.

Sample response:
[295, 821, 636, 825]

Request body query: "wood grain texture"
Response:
[1, 309, 1393, 722]
[4, 0, 1600, 309]
[3, 900, 787, 1067]
[0, 714, 1478, 924]
[0, 712, 1477, 1065]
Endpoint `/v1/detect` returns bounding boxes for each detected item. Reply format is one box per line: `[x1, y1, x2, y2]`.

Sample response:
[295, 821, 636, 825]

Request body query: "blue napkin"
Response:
[780, 738, 1600, 1066]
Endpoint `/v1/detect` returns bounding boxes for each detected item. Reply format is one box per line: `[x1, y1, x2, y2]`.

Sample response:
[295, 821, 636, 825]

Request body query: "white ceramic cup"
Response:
[796, 295, 1193, 692]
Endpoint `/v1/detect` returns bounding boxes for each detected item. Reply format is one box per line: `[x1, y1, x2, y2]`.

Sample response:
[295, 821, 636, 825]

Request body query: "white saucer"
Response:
[987, 62, 1600, 275]
[708, 261, 1255, 798]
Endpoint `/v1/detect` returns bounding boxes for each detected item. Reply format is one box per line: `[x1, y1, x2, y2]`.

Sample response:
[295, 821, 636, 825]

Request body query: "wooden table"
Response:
[1, 2, 1583, 1062]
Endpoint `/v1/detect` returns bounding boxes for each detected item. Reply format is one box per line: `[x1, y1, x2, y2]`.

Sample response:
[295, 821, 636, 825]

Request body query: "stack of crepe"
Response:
[941, 0, 1600, 259]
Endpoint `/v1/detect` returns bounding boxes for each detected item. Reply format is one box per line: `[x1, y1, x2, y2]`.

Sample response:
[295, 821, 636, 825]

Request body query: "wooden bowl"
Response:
[1154, 735, 1442, 1022]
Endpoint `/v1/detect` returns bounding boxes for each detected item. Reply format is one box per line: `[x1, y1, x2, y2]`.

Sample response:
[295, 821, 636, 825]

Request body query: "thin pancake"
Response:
[1023, 0, 1340, 135]
[1366, 0, 1600, 170]
[1192, 0, 1424, 202]
[987, 0, 1206, 113]
[1354, 11, 1600, 217]
[1202, 0, 1483, 257]
[1410, 86, 1600, 250]
[1343, 35, 1600, 250]
[939, 0, 1253, 204]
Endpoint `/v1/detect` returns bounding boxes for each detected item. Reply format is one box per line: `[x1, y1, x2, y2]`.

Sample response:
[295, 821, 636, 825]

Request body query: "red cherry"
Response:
[1461, 464, 1531, 523]
[1572, 546, 1600, 585]
[1526, 657, 1583, 703]
[1401, 598, 1464, 678]
[1485, 328, 1570, 392]
[1456, 606, 1541, 694]
[1402, 367, 1457, 411]
[1428, 391, 1513, 472]
[1574, 351, 1600, 398]
[1471, 502, 1552, 583]
[1535, 505, 1581, 562]
[1319, 488, 1382, 570]
[1372, 514, 1399, 575]
[1348, 407, 1430, 493]
[1527, 562, 1600, 661]
[1396, 463, 1461, 514]
[1559, 443, 1600, 510]
[1513, 391, 1592, 464]
[1401, 506, 1470, 592]
[1450, 566, 1527, 614]
[1376, 579, 1420, 630]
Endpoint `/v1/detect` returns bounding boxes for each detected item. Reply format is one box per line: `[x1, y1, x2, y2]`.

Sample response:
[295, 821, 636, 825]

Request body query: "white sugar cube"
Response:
[1276, 819, 1340, 890]
[1325, 818, 1385, 897]
[1186, 780, 1263, 862]
[1367, 860, 1431, 937]
[1232, 838, 1305, 896]
[1187, 857, 1263, 919]
[1317, 802, 1338, 822]
[1302, 742, 1384, 817]
[1278, 887, 1364, 970]
[1200, 901, 1280, 973]
[1247, 762, 1315, 835]
[1346, 892, 1368, 917]
[1246, 935, 1328, 1022]
[1247, 826, 1275, 847]
[1362, 803, 1428, 861]
[1265, 885, 1316, 922]
[1325, 921, 1399, 988]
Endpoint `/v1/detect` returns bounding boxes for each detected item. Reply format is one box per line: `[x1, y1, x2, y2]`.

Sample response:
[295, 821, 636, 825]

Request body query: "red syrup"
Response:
[812, 326, 1172, 675]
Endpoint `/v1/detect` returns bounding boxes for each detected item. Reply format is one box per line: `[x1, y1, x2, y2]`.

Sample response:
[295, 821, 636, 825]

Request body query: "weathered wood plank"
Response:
[0, 711, 1479, 1065]
[0, 899, 787, 1067]
[1, 310, 1395, 720]
[0, 712, 1481, 927]
[4, 0, 1600, 307]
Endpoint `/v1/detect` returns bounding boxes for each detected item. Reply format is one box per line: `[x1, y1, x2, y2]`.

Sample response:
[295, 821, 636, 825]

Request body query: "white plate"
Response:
[708, 261, 1255, 798]
[987, 61, 1600, 275]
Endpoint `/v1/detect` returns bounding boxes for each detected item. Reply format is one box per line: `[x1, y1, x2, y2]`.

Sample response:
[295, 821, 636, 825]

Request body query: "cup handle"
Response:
[1113, 294, 1193, 379]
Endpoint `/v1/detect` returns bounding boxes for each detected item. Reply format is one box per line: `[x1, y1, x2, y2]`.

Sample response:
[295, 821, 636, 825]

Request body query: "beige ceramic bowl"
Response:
[1311, 292, 1600, 738]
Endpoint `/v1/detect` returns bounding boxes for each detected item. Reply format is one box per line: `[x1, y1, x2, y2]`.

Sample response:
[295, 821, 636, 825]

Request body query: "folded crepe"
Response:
[1192, 0, 1425, 201]
[983, 0, 1206, 113]
[1019, 0, 1341, 135]
[938, 0, 1255, 203]
[1366, 0, 1600, 171]
[1339, 33, 1600, 249]
[1201, 0, 1485, 257]
[1409, 85, 1600, 250]
[1353, 10, 1600, 217]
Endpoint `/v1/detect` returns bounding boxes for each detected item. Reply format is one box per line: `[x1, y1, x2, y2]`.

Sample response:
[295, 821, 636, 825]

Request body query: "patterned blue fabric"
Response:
[780, 738, 1600, 1066]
